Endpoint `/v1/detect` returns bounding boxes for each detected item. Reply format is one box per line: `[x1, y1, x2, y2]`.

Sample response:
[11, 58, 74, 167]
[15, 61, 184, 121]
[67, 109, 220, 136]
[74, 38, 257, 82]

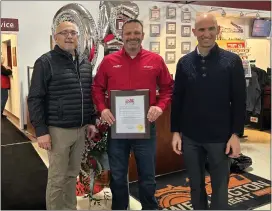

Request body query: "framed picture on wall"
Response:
[181, 25, 191, 37]
[150, 24, 161, 37]
[149, 6, 160, 21]
[116, 19, 125, 30]
[150, 42, 160, 54]
[166, 37, 176, 49]
[166, 6, 176, 19]
[165, 51, 176, 64]
[166, 22, 176, 34]
[181, 10, 191, 23]
[181, 42, 191, 54]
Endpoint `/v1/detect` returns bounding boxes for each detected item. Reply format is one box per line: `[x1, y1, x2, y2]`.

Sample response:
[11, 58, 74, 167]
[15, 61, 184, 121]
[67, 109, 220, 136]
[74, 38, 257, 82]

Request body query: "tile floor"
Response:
[30, 127, 271, 210]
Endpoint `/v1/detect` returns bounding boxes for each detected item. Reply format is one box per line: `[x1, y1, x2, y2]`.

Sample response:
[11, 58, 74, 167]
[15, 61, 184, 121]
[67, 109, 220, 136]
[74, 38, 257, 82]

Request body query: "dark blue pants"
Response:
[107, 123, 158, 210]
[182, 135, 230, 210]
[1, 88, 8, 115]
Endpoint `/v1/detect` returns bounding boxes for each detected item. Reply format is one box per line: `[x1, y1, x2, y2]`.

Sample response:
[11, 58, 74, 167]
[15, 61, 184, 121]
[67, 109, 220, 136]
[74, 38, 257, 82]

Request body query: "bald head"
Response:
[192, 13, 220, 50]
[195, 13, 218, 29]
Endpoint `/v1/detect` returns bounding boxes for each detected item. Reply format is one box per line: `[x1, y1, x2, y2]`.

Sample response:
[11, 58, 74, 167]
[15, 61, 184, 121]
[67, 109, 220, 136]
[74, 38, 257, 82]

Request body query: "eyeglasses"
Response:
[57, 30, 78, 37]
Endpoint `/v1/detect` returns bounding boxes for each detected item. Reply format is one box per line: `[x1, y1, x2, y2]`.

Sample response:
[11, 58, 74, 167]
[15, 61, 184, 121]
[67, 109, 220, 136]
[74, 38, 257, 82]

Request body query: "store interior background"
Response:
[1, 1, 271, 210]
[1, 1, 271, 128]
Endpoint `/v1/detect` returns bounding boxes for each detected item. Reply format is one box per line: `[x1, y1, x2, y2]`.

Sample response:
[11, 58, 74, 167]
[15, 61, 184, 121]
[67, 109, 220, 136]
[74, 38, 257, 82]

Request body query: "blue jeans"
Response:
[107, 123, 158, 210]
[1, 88, 8, 115]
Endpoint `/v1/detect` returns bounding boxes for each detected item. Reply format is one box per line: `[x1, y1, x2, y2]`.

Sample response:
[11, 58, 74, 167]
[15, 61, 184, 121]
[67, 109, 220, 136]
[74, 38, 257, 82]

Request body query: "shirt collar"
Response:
[195, 43, 219, 58]
[121, 46, 143, 58]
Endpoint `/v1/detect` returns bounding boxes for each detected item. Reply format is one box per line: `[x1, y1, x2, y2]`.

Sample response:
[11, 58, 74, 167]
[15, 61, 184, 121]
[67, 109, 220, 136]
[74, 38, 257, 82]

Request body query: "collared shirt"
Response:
[92, 47, 174, 112]
[196, 44, 215, 57]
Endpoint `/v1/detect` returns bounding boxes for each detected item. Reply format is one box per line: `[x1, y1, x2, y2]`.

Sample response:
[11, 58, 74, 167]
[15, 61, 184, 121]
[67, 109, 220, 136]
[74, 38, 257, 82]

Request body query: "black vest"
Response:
[42, 46, 94, 128]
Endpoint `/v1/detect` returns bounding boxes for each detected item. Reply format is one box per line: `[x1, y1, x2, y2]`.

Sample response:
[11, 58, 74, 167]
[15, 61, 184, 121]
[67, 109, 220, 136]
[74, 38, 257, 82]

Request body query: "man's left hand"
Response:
[225, 134, 241, 158]
[147, 106, 163, 122]
[87, 124, 98, 140]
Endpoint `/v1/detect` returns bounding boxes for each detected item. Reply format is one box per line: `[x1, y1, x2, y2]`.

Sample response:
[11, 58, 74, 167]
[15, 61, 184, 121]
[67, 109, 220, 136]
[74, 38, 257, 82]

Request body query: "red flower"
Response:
[89, 158, 97, 170]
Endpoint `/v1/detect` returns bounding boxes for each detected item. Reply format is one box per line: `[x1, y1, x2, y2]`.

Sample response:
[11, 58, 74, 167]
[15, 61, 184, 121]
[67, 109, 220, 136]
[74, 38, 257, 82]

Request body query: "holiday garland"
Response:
[76, 119, 110, 201]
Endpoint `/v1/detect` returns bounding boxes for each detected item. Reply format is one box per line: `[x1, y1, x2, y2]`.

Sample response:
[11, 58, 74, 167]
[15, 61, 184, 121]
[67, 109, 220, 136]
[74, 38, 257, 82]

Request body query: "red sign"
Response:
[1, 18, 19, 32]
[227, 42, 245, 48]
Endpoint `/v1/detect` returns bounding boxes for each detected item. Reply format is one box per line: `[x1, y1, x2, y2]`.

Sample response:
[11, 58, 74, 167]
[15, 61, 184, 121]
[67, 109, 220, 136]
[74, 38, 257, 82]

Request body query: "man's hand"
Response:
[101, 109, 115, 126]
[37, 134, 51, 151]
[147, 106, 163, 122]
[87, 124, 98, 140]
[225, 134, 241, 158]
[172, 132, 182, 155]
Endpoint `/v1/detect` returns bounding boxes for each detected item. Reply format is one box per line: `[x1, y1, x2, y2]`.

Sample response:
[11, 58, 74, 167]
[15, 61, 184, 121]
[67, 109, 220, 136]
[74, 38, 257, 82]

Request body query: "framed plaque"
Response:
[110, 89, 150, 139]
[166, 37, 176, 49]
[165, 51, 176, 64]
[166, 22, 176, 34]
[150, 24, 161, 37]
[166, 6, 176, 19]
[149, 6, 160, 21]
[150, 42, 160, 54]
[181, 25, 191, 37]
[181, 10, 191, 23]
[181, 42, 191, 54]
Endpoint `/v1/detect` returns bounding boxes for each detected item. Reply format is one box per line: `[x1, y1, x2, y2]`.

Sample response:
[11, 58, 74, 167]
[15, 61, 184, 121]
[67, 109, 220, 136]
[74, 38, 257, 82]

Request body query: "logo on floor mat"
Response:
[155, 173, 271, 210]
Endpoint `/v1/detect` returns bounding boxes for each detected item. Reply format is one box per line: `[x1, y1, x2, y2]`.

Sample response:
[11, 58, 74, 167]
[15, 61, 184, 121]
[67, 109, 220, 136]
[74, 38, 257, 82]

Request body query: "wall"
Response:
[1, 33, 20, 118]
[1, 1, 271, 127]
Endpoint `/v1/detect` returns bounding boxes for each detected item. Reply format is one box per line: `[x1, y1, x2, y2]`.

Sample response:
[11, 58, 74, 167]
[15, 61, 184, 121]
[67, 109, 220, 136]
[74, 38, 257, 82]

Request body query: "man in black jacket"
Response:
[171, 14, 246, 209]
[28, 21, 97, 210]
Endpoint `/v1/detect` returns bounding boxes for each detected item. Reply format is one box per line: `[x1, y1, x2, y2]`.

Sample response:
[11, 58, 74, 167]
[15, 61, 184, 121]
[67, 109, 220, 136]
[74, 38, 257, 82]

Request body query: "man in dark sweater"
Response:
[171, 13, 246, 209]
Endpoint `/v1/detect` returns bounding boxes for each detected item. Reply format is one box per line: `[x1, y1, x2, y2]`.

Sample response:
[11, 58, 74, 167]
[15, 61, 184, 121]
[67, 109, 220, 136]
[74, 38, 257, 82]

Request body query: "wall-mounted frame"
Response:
[149, 6, 160, 21]
[150, 42, 160, 54]
[116, 19, 125, 30]
[166, 6, 176, 19]
[181, 25, 191, 37]
[181, 10, 191, 23]
[166, 22, 176, 34]
[181, 42, 191, 54]
[166, 37, 176, 49]
[150, 24, 161, 37]
[165, 51, 176, 64]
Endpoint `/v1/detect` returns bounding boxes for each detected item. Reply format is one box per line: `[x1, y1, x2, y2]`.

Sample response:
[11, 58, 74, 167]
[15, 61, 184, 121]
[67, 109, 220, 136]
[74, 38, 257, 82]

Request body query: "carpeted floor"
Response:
[129, 170, 271, 210]
[1, 119, 48, 210]
[1, 117, 30, 145]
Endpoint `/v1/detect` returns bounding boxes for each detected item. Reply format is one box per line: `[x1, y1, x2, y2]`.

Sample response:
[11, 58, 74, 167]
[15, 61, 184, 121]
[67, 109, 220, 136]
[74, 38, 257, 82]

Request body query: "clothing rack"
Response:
[245, 65, 271, 131]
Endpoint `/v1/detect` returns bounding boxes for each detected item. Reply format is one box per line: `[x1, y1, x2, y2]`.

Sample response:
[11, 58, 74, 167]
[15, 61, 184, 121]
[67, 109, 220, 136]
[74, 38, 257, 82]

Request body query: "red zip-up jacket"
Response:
[92, 47, 174, 113]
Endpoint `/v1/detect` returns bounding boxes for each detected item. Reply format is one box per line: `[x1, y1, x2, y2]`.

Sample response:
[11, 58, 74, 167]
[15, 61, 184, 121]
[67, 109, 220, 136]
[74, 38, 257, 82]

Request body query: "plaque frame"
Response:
[110, 89, 150, 139]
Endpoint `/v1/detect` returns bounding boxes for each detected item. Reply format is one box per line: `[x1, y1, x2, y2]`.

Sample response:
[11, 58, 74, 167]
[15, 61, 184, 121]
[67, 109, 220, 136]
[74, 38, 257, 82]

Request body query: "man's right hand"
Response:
[101, 109, 115, 126]
[172, 132, 182, 155]
[37, 134, 51, 151]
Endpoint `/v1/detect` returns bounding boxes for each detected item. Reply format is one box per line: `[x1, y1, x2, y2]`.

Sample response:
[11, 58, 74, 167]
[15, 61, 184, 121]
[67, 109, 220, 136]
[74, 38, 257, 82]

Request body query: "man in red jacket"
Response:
[92, 19, 173, 210]
[1, 56, 12, 118]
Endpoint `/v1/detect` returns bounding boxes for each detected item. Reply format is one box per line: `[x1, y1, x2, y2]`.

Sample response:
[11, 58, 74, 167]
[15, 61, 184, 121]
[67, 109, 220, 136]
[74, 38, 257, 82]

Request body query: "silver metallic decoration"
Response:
[97, 1, 140, 45]
[52, 3, 99, 67]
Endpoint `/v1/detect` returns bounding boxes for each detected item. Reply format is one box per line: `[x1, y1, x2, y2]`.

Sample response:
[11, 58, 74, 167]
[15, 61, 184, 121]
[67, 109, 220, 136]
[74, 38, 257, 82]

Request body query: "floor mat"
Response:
[129, 171, 271, 210]
[1, 118, 30, 145]
[1, 143, 48, 210]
